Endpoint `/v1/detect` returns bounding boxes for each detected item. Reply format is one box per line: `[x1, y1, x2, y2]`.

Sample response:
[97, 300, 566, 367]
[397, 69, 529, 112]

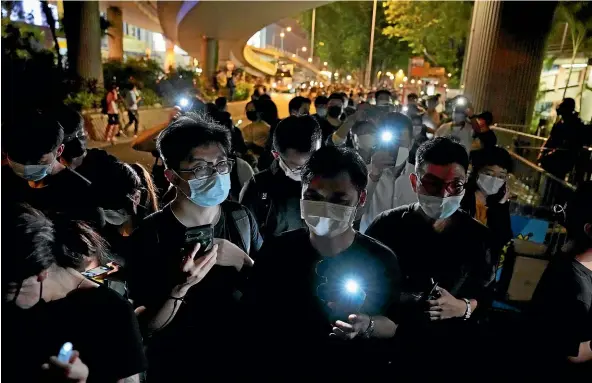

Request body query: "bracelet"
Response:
[169, 296, 186, 303]
[461, 298, 472, 320]
[362, 317, 375, 339]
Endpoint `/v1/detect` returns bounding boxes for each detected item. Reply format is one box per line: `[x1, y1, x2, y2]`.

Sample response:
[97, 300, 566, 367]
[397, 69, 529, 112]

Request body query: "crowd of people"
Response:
[2, 87, 590, 382]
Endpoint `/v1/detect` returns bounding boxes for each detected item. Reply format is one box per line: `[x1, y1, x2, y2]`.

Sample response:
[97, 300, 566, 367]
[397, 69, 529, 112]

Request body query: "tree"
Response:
[40, 1, 62, 71]
[382, 0, 472, 83]
[556, 2, 592, 98]
[298, 2, 410, 79]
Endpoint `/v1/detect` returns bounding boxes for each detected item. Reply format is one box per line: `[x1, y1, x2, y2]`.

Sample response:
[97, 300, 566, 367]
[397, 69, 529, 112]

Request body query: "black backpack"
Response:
[100, 96, 108, 115]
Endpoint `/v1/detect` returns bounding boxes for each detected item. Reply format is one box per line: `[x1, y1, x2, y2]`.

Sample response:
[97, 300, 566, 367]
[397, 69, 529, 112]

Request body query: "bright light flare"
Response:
[381, 131, 393, 142]
[179, 98, 189, 107]
[345, 280, 359, 293]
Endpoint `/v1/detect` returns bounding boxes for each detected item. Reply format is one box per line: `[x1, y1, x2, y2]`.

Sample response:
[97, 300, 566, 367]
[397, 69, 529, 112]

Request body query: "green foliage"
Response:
[298, 2, 411, 75]
[382, 0, 473, 80]
[234, 82, 254, 101]
[103, 57, 164, 90]
[64, 90, 103, 110]
[139, 88, 162, 107]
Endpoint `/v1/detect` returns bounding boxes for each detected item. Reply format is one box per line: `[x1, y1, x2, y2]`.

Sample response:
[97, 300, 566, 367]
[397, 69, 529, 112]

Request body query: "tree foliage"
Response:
[382, 0, 472, 79]
[298, 2, 410, 77]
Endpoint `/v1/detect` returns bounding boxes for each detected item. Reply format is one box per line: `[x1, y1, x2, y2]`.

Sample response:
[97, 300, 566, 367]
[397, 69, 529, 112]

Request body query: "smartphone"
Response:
[183, 224, 214, 257]
[426, 279, 440, 300]
[57, 342, 73, 363]
[81, 266, 112, 279]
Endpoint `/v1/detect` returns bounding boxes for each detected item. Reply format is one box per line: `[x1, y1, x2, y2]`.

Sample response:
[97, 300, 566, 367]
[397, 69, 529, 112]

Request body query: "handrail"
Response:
[492, 125, 548, 142]
[506, 150, 576, 191]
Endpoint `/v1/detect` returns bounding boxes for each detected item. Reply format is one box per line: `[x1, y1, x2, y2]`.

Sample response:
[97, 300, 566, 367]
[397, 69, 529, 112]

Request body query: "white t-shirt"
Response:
[393, 162, 417, 210]
[360, 165, 398, 234]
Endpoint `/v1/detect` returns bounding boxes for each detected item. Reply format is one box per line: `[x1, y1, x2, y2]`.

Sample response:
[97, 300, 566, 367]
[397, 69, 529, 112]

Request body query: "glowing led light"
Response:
[345, 280, 359, 293]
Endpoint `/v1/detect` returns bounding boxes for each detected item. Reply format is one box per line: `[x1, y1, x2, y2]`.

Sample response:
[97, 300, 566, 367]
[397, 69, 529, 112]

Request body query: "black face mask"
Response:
[327, 106, 342, 119]
[246, 111, 258, 122]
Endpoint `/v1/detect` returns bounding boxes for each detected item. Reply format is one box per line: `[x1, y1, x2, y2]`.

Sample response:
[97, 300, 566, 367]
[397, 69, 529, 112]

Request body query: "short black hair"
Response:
[215, 97, 227, 110]
[54, 105, 84, 137]
[407, 93, 419, 100]
[157, 112, 231, 170]
[471, 146, 513, 173]
[95, 161, 142, 211]
[289, 96, 307, 112]
[566, 181, 592, 244]
[329, 93, 345, 103]
[375, 89, 392, 100]
[273, 115, 322, 154]
[302, 146, 368, 192]
[314, 95, 329, 107]
[416, 136, 469, 173]
[3, 110, 64, 164]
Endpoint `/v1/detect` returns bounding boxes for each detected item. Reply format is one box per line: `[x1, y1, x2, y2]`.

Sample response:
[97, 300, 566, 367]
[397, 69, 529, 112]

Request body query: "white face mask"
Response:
[316, 108, 327, 118]
[477, 174, 505, 195]
[417, 192, 464, 220]
[396, 147, 409, 166]
[278, 157, 302, 182]
[356, 135, 376, 151]
[104, 209, 130, 226]
[300, 200, 356, 237]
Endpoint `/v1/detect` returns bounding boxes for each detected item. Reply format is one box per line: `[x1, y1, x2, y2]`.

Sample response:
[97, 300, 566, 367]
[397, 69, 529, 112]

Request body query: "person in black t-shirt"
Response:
[366, 137, 496, 375]
[2, 110, 102, 226]
[528, 182, 592, 379]
[3, 206, 146, 383]
[243, 146, 402, 379]
[312, 94, 328, 121]
[125, 112, 262, 382]
[317, 93, 347, 143]
[240, 115, 322, 238]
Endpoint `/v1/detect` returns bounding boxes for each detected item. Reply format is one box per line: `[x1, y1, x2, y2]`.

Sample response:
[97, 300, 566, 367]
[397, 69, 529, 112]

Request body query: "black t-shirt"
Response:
[528, 256, 592, 377]
[240, 160, 305, 238]
[366, 204, 496, 370]
[316, 117, 340, 144]
[3, 286, 147, 383]
[242, 228, 402, 377]
[2, 165, 102, 226]
[125, 202, 262, 381]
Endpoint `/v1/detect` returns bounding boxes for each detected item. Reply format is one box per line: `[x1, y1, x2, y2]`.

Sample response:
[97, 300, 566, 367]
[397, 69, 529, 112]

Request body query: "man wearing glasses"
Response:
[240, 115, 322, 239]
[125, 113, 262, 382]
[366, 137, 496, 376]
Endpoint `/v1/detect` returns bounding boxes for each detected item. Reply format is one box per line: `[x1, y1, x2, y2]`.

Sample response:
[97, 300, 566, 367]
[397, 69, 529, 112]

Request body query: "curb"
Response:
[88, 136, 135, 149]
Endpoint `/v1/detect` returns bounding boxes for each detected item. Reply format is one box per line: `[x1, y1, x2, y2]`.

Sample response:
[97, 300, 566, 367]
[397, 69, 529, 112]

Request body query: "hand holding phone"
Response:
[42, 344, 89, 382]
[183, 225, 214, 256]
[176, 243, 219, 294]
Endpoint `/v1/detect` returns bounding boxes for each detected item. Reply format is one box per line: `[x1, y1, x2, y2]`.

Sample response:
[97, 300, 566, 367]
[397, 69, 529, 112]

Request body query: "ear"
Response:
[55, 144, 65, 158]
[37, 270, 48, 283]
[584, 223, 592, 239]
[272, 151, 279, 159]
[358, 189, 367, 207]
[410, 172, 418, 193]
[164, 169, 177, 185]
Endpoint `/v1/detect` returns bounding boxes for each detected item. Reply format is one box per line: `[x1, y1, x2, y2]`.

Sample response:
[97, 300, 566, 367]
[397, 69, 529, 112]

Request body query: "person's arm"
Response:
[332, 314, 398, 339]
[568, 341, 592, 363]
[141, 245, 218, 332]
[332, 114, 357, 146]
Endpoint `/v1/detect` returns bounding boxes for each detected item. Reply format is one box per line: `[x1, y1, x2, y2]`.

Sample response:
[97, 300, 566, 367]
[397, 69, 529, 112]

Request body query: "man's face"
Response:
[5, 274, 43, 309]
[327, 99, 343, 111]
[453, 107, 467, 124]
[408, 97, 418, 105]
[315, 104, 327, 117]
[302, 171, 363, 207]
[376, 95, 391, 106]
[427, 99, 439, 110]
[168, 143, 228, 195]
[299, 103, 311, 116]
[411, 163, 466, 198]
[281, 148, 314, 172]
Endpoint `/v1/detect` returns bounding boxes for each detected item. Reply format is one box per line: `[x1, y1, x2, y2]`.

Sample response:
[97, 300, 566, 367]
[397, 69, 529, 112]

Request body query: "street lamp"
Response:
[410, 79, 416, 84]
[280, 31, 285, 50]
[403, 76, 408, 82]
[447, 73, 452, 77]
[346, 75, 352, 80]
[323, 61, 328, 66]
[286, 26, 292, 32]
[302, 46, 307, 52]
[292, 53, 296, 58]
[308, 57, 313, 63]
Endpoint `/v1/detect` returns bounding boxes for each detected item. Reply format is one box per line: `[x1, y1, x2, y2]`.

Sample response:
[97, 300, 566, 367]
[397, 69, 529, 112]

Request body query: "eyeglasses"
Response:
[279, 156, 303, 172]
[178, 159, 234, 180]
[416, 175, 465, 196]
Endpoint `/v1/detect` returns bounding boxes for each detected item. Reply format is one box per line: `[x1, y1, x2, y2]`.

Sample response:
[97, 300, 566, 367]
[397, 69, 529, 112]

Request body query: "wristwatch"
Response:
[461, 298, 472, 320]
[362, 317, 375, 339]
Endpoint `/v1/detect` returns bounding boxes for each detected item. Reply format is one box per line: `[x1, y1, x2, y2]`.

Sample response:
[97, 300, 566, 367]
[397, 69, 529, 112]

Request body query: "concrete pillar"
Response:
[462, 1, 556, 126]
[202, 37, 218, 79]
[218, 40, 232, 71]
[107, 6, 123, 62]
[164, 39, 175, 72]
[63, 0, 104, 86]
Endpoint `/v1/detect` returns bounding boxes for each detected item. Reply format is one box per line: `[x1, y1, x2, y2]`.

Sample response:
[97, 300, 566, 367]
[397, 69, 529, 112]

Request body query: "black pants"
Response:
[126, 110, 140, 134]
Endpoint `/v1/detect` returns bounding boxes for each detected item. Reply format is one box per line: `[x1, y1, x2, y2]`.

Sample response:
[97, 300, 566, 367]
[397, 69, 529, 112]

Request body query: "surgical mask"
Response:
[316, 108, 327, 118]
[357, 135, 376, 151]
[417, 192, 464, 220]
[327, 106, 342, 119]
[278, 157, 302, 182]
[246, 111, 258, 122]
[396, 147, 409, 166]
[104, 209, 130, 226]
[8, 159, 54, 181]
[301, 200, 356, 237]
[477, 174, 505, 196]
[180, 173, 230, 207]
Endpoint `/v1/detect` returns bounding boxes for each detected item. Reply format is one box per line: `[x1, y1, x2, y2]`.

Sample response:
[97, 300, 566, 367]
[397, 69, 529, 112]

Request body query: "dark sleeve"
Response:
[247, 206, 263, 256]
[239, 178, 261, 225]
[383, 251, 403, 323]
[98, 293, 148, 381]
[459, 225, 497, 312]
[233, 128, 248, 156]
